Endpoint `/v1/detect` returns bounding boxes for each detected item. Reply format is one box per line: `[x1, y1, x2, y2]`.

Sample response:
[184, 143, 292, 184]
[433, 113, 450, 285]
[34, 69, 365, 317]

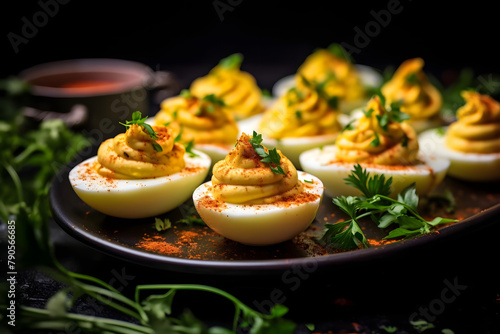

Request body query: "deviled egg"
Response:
[193, 132, 324, 246]
[69, 112, 211, 218]
[381, 58, 443, 133]
[300, 95, 450, 198]
[272, 43, 382, 113]
[256, 74, 343, 167]
[189, 53, 265, 120]
[419, 91, 500, 182]
[154, 90, 239, 165]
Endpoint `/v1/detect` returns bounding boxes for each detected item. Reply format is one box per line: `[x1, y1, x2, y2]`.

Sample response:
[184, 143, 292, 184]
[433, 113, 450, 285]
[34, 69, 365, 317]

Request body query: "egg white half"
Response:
[299, 145, 450, 198]
[262, 135, 337, 169]
[194, 144, 232, 168]
[192, 171, 324, 246]
[237, 113, 350, 169]
[69, 150, 211, 219]
[419, 128, 500, 182]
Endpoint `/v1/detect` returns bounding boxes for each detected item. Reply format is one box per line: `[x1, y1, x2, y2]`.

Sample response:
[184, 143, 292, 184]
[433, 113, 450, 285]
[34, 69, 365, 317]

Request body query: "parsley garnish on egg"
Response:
[249, 131, 286, 175]
[120, 111, 163, 152]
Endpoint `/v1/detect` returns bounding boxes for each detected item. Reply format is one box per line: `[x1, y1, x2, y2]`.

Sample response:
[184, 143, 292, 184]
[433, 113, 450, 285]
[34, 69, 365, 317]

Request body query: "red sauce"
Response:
[59, 80, 119, 93]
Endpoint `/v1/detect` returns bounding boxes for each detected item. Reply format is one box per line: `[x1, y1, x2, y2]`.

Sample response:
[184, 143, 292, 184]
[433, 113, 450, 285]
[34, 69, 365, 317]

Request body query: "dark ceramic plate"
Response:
[50, 151, 500, 275]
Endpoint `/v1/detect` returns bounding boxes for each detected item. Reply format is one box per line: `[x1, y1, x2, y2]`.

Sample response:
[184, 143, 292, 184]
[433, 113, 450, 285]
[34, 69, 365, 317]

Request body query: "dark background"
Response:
[2, 1, 500, 333]
[2, 0, 500, 90]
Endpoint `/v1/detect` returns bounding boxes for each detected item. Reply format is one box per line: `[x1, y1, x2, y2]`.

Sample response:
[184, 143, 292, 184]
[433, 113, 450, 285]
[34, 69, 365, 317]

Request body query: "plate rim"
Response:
[50, 153, 500, 276]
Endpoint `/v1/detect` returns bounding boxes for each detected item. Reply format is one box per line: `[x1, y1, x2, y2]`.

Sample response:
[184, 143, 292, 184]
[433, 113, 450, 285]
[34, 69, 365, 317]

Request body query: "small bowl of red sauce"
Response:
[19, 58, 179, 137]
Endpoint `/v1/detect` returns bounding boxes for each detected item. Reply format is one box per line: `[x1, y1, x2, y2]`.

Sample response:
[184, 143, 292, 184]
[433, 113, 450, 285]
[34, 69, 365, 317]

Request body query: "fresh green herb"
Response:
[370, 132, 380, 147]
[261, 89, 272, 98]
[303, 179, 313, 183]
[249, 131, 286, 175]
[195, 94, 226, 115]
[295, 110, 302, 120]
[322, 164, 457, 250]
[401, 132, 409, 147]
[341, 120, 355, 132]
[405, 72, 420, 85]
[184, 140, 199, 158]
[435, 126, 446, 136]
[155, 217, 172, 231]
[363, 108, 374, 117]
[201, 93, 226, 113]
[177, 202, 207, 226]
[218, 53, 244, 70]
[299, 74, 339, 109]
[120, 111, 163, 152]
[180, 89, 194, 99]
[287, 87, 304, 106]
[371, 93, 410, 132]
[1, 80, 296, 334]
[344, 164, 392, 198]
[326, 43, 353, 63]
[174, 126, 183, 143]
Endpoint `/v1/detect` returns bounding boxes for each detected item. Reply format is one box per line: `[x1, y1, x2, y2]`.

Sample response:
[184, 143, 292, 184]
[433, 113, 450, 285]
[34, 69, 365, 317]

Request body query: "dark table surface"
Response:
[14, 205, 500, 333]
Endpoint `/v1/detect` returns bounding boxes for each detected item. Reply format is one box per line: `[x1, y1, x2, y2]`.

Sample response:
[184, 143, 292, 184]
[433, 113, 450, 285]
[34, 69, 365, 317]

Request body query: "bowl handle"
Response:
[145, 70, 182, 105]
[23, 104, 88, 128]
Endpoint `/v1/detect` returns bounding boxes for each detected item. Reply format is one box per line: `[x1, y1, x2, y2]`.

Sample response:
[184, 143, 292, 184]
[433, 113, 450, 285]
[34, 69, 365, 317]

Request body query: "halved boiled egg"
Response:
[69, 150, 211, 219]
[192, 171, 324, 245]
[419, 128, 500, 182]
[272, 64, 382, 113]
[260, 135, 337, 168]
[299, 145, 450, 198]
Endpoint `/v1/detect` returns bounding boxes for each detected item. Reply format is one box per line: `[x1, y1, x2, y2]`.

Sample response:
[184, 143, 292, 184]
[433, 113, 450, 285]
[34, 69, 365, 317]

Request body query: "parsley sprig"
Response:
[218, 53, 244, 70]
[299, 74, 339, 110]
[199, 93, 226, 114]
[373, 93, 410, 131]
[120, 111, 163, 152]
[249, 131, 286, 175]
[322, 164, 457, 250]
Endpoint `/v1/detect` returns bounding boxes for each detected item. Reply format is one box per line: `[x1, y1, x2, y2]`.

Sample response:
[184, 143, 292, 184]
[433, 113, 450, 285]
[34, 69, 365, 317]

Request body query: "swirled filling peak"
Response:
[296, 44, 366, 102]
[156, 90, 238, 145]
[258, 76, 342, 138]
[445, 90, 500, 153]
[381, 57, 442, 120]
[95, 114, 185, 179]
[335, 95, 419, 165]
[190, 54, 264, 120]
[211, 133, 303, 204]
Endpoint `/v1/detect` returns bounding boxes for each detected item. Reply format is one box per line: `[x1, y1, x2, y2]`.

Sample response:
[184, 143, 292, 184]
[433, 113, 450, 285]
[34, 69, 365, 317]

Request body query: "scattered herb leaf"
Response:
[155, 217, 172, 231]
